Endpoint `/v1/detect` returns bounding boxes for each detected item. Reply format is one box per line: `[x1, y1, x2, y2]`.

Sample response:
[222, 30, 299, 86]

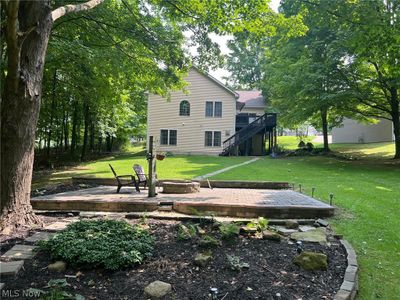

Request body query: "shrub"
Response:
[245, 217, 269, 232]
[297, 140, 306, 148]
[199, 235, 220, 248]
[306, 142, 314, 151]
[40, 219, 154, 270]
[176, 223, 197, 240]
[226, 255, 249, 271]
[219, 222, 240, 240]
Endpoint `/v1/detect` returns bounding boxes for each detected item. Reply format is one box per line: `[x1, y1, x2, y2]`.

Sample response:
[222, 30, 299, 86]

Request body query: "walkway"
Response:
[193, 157, 260, 180]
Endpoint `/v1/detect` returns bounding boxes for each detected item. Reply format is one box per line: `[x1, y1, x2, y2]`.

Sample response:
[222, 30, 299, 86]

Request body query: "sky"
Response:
[208, 0, 281, 82]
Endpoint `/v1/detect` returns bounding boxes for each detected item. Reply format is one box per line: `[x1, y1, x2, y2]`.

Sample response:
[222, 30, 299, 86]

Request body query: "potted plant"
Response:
[156, 152, 166, 160]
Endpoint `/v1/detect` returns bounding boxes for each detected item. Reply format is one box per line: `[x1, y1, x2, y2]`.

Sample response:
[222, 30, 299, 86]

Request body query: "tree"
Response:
[332, 0, 400, 158]
[1, 0, 298, 232]
[0, 0, 105, 232]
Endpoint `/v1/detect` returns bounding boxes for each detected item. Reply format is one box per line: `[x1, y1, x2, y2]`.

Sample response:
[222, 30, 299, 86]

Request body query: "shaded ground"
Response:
[1, 218, 347, 300]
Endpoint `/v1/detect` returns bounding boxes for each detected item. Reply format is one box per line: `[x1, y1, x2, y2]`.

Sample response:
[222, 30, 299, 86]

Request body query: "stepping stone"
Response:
[25, 232, 57, 244]
[274, 226, 298, 236]
[44, 222, 69, 231]
[299, 225, 316, 232]
[290, 228, 327, 244]
[1, 245, 38, 260]
[0, 260, 24, 276]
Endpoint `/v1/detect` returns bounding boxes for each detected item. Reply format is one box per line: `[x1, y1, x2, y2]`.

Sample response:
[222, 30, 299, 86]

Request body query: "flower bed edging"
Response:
[334, 239, 359, 300]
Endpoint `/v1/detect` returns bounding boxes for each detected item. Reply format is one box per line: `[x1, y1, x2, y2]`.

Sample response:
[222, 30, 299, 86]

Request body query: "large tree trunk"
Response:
[390, 87, 400, 159]
[0, 1, 53, 231]
[320, 108, 330, 152]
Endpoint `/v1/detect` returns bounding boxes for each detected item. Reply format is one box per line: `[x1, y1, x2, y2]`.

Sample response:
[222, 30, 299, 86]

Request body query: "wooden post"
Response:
[147, 136, 156, 198]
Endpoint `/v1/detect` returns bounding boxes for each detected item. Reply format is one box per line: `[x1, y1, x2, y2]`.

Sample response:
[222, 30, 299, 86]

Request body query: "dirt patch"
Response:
[1, 219, 347, 299]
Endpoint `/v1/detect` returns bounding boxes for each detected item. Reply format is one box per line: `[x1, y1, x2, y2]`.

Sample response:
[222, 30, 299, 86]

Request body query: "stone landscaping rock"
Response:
[240, 226, 258, 234]
[262, 230, 281, 242]
[294, 251, 328, 270]
[290, 228, 327, 244]
[48, 261, 66, 272]
[285, 220, 299, 229]
[44, 222, 70, 231]
[0, 260, 24, 276]
[144, 280, 172, 299]
[298, 225, 316, 232]
[274, 226, 298, 236]
[194, 253, 212, 267]
[1, 245, 37, 260]
[316, 218, 329, 227]
[25, 231, 56, 244]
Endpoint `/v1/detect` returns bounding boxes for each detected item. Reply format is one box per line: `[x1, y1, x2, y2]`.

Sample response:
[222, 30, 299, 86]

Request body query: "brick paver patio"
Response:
[31, 186, 333, 218]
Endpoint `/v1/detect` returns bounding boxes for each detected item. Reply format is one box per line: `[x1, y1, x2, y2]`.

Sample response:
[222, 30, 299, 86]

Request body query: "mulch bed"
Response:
[31, 183, 98, 198]
[1, 218, 347, 300]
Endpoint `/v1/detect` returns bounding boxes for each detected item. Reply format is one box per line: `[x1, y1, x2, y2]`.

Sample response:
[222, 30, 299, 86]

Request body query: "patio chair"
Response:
[133, 164, 148, 189]
[109, 164, 139, 193]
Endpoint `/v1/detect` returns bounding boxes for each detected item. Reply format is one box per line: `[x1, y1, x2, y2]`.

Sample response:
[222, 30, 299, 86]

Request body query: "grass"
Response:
[32, 149, 249, 189]
[211, 144, 399, 300]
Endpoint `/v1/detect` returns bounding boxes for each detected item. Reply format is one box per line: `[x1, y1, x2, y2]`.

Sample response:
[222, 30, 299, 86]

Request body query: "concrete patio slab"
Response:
[31, 186, 334, 219]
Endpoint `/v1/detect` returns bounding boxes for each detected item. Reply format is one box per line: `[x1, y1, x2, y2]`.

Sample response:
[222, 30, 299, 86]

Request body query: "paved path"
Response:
[193, 157, 260, 181]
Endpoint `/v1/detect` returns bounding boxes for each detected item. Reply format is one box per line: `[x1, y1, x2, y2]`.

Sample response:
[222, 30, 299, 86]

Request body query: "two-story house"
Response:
[147, 67, 277, 156]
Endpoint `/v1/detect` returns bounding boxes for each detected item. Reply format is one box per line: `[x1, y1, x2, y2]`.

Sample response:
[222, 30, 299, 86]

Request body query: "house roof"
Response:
[192, 66, 238, 98]
[236, 90, 265, 108]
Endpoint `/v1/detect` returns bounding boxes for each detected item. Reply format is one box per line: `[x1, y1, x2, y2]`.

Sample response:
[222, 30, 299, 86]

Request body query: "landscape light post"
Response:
[147, 136, 157, 197]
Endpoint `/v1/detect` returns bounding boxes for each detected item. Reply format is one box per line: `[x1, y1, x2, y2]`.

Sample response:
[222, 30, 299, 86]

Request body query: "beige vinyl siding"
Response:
[147, 68, 236, 155]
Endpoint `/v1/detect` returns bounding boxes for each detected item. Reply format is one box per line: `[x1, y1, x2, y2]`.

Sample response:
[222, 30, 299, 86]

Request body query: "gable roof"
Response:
[236, 90, 265, 108]
[191, 66, 238, 98]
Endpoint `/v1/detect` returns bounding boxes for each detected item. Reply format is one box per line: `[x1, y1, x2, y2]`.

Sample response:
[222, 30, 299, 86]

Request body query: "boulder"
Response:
[194, 253, 212, 267]
[262, 230, 282, 242]
[48, 261, 66, 272]
[290, 228, 327, 244]
[294, 251, 328, 270]
[285, 220, 299, 229]
[144, 281, 172, 299]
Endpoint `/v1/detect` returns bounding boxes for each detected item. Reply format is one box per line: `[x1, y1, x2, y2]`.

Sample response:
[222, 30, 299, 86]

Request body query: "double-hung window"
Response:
[160, 129, 177, 146]
[205, 131, 222, 147]
[205, 101, 222, 117]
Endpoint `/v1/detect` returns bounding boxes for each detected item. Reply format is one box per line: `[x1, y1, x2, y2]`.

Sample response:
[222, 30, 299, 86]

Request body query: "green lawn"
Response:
[211, 148, 400, 299]
[32, 152, 249, 188]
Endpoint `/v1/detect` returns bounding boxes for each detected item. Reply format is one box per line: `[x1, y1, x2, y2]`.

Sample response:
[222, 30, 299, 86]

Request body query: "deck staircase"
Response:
[220, 113, 277, 156]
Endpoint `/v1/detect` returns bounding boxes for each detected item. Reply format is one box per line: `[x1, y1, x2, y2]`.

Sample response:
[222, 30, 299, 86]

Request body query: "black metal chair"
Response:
[109, 164, 139, 193]
[133, 164, 148, 189]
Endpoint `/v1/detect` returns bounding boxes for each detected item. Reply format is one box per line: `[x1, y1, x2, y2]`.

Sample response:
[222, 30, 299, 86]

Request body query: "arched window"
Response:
[179, 100, 190, 116]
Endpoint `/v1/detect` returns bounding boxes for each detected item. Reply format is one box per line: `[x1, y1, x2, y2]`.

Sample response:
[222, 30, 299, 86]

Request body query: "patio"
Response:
[31, 186, 334, 219]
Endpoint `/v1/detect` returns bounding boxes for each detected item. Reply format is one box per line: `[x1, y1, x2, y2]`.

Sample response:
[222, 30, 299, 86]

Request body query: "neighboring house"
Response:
[332, 118, 394, 143]
[147, 67, 276, 156]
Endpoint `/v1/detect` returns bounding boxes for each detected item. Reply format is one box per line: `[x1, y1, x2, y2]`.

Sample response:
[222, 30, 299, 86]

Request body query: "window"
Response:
[213, 131, 221, 147]
[169, 130, 177, 145]
[205, 101, 222, 117]
[205, 101, 213, 117]
[205, 131, 213, 147]
[214, 102, 222, 117]
[179, 100, 190, 116]
[160, 130, 168, 145]
[205, 131, 222, 147]
[160, 129, 177, 146]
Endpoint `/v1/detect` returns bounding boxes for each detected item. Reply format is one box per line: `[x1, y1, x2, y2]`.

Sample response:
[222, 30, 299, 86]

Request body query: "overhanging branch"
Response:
[51, 0, 104, 22]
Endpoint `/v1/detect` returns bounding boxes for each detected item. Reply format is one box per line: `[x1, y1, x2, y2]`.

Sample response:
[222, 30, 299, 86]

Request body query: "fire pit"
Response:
[162, 181, 200, 194]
